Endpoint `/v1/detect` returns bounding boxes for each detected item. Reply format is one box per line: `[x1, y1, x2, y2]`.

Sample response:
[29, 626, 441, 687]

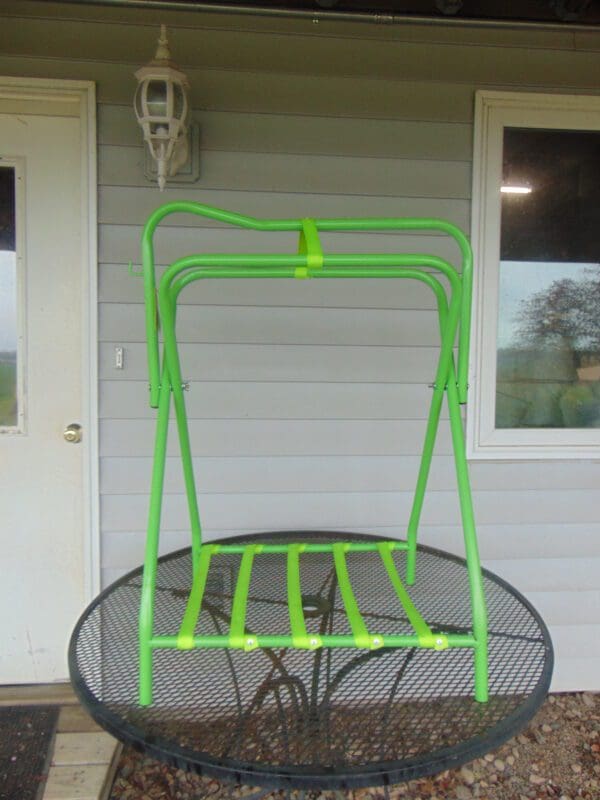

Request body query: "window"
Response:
[468, 91, 600, 459]
[0, 161, 22, 431]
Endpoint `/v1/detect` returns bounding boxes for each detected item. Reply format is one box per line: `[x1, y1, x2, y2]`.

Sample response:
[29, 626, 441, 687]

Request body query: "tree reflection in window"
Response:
[496, 128, 600, 430]
[497, 263, 600, 429]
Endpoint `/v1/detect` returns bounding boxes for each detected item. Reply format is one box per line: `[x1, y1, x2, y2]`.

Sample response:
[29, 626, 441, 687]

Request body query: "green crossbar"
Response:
[209, 542, 408, 555]
[137, 201, 489, 708]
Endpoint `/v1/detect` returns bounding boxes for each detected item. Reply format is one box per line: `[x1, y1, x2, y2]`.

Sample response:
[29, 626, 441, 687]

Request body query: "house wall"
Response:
[1, 0, 599, 690]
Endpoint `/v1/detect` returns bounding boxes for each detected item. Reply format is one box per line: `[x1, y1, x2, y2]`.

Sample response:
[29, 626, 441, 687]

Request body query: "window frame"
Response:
[468, 90, 600, 460]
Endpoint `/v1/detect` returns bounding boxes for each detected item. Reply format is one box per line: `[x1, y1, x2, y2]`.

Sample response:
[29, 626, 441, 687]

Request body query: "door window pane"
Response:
[496, 129, 600, 429]
[0, 166, 18, 428]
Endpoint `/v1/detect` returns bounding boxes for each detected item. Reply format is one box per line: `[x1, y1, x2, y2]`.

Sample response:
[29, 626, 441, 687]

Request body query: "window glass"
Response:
[496, 129, 600, 429]
[0, 165, 18, 428]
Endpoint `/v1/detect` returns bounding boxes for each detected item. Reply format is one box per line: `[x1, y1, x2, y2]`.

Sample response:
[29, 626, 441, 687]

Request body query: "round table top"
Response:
[69, 531, 553, 790]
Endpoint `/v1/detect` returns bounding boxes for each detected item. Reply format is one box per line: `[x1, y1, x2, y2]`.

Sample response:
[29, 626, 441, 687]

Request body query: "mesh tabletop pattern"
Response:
[70, 532, 553, 790]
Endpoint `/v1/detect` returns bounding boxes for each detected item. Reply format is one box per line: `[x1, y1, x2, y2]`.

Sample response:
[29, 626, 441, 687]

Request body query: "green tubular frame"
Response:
[137, 201, 488, 707]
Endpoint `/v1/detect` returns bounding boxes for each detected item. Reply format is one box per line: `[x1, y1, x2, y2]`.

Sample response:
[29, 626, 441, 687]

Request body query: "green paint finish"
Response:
[149, 633, 477, 649]
[377, 542, 447, 650]
[287, 544, 322, 649]
[176, 545, 216, 650]
[137, 200, 487, 707]
[333, 543, 384, 650]
[298, 218, 323, 273]
[228, 545, 260, 651]
[209, 542, 409, 555]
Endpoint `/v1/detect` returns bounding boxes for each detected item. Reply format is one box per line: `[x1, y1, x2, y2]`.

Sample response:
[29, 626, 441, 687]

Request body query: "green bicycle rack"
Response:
[137, 201, 488, 707]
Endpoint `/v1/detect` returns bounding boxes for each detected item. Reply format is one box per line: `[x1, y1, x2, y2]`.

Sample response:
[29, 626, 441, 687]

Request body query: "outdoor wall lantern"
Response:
[134, 25, 190, 191]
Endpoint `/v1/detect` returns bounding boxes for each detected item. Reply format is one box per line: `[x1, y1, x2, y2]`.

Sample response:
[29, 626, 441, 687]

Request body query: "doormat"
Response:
[0, 705, 59, 800]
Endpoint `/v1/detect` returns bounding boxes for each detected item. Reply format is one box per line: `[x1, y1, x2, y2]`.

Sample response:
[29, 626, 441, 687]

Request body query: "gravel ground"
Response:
[110, 692, 599, 800]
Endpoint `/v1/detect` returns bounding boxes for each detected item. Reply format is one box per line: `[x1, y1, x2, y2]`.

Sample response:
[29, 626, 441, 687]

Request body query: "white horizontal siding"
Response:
[101, 524, 600, 566]
[100, 419, 455, 457]
[98, 186, 471, 229]
[100, 248, 457, 301]
[99, 145, 472, 198]
[551, 658, 600, 692]
[98, 343, 443, 383]
[0, 53, 479, 118]
[99, 381, 442, 420]
[97, 105, 474, 161]
[100, 490, 600, 532]
[3, 5, 598, 691]
[100, 304, 442, 346]
[99, 455, 600, 493]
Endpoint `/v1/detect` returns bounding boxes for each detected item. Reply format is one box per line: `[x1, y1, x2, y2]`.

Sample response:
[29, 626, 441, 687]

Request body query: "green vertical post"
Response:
[159, 287, 203, 574]
[405, 384, 445, 585]
[139, 368, 171, 706]
[406, 278, 462, 585]
[446, 367, 488, 702]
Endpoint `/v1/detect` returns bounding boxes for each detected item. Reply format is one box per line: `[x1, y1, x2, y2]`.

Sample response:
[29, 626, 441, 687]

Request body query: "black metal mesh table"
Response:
[69, 531, 553, 791]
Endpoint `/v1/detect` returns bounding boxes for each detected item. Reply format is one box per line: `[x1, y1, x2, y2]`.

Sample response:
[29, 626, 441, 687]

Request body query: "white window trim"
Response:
[468, 90, 600, 460]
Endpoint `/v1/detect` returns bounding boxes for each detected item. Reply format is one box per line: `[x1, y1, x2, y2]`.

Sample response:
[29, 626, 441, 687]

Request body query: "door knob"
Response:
[64, 423, 82, 443]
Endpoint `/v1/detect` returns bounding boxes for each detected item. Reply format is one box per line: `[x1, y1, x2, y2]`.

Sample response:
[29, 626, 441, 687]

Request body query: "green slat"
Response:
[287, 544, 322, 649]
[176, 545, 216, 650]
[377, 542, 447, 649]
[229, 545, 259, 650]
[332, 543, 383, 650]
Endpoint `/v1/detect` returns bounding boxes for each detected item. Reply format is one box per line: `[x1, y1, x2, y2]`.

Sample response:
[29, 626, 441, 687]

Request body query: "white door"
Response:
[0, 81, 97, 683]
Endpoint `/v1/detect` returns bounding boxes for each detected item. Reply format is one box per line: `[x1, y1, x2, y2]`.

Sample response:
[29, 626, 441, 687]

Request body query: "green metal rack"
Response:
[137, 201, 488, 707]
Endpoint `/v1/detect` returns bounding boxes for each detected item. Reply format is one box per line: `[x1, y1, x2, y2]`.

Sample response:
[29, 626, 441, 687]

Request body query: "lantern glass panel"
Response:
[134, 83, 144, 119]
[173, 83, 185, 121]
[146, 80, 168, 117]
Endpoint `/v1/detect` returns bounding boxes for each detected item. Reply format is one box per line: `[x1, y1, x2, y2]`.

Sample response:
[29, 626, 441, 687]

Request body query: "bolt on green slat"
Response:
[332, 544, 384, 650]
[377, 542, 447, 650]
[229, 546, 259, 651]
[287, 544, 322, 650]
